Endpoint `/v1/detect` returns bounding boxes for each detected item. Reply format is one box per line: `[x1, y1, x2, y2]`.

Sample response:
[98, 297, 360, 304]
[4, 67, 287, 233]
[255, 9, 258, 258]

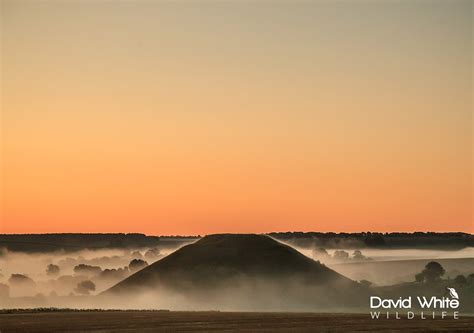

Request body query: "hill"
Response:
[105, 234, 367, 311]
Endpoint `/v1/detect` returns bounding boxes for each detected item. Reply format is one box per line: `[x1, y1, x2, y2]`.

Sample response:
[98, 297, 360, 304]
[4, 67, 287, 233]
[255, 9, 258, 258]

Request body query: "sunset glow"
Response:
[1, 0, 472, 234]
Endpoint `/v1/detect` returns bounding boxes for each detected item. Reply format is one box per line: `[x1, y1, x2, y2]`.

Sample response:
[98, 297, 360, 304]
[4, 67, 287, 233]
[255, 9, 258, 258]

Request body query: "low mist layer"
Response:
[1, 234, 473, 313]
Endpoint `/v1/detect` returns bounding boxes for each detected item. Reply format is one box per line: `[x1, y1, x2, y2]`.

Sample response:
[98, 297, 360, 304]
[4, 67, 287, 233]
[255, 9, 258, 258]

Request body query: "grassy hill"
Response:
[105, 234, 367, 311]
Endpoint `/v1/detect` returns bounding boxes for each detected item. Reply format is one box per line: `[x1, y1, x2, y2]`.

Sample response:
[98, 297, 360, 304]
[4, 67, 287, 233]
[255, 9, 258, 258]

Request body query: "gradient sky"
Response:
[1, 0, 472, 234]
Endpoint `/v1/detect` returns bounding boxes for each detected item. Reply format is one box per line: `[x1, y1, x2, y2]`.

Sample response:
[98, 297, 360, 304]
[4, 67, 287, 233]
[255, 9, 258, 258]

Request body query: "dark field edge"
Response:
[0, 308, 175, 314]
[1, 308, 473, 316]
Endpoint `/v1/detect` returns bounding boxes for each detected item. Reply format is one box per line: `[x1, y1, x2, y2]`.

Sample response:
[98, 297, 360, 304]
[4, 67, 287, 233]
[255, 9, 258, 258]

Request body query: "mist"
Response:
[1, 275, 367, 313]
[0, 245, 182, 299]
[1, 238, 472, 312]
[294, 246, 474, 286]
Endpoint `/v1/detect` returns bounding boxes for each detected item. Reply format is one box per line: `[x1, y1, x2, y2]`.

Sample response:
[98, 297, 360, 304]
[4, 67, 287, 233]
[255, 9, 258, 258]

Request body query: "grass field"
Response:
[0, 310, 473, 332]
[330, 258, 474, 286]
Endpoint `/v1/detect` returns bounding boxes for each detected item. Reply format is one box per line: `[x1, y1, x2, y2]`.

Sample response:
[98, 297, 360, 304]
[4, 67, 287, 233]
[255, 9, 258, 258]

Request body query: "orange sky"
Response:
[1, 1, 472, 234]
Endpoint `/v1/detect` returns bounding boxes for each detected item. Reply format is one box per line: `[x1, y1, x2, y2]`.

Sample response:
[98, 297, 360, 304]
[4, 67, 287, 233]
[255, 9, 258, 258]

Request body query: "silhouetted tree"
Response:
[73, 264, 102, 277]
[0, 233, 162, 253]
[312, 247, 329, 260]
[46, 264, 60, 276]
[454, 275, 467, 286]
[364, 234, 385, 247]
[109, 239, 124, 248]
[8, 274, 35, 286]
[144, 248, 161, 261]
[129, 259, 148, 273]
[352, 250, 367, 260]
[333, 250, 349, 260]
[467, 273, 474, 285]
[131, 251, 143, 260]
[8, 274, 36, 296]
[416, 261, 445, 283]
[74, 280, 96, 295]
[99, 267, 130, 280]
[415, 272, 424, 283]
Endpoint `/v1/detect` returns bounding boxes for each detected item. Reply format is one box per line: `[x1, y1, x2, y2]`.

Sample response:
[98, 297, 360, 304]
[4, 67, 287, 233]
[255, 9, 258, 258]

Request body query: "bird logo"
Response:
[446, 287, 459, 299]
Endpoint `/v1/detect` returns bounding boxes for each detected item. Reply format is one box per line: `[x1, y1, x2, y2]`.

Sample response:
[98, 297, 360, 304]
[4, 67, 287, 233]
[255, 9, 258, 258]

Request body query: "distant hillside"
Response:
[105, 234, 367, 311]
[1, 232, 470, 253]
[0, 234, 198, 253]
[270, 232, 473, 249]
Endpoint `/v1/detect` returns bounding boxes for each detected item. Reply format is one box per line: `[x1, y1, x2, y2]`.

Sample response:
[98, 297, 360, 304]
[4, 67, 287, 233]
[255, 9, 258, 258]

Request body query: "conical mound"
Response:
[104, 234, 366, 311]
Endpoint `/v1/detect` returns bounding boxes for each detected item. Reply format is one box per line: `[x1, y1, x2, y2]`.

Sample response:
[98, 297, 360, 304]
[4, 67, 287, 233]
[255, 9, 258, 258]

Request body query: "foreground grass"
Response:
[0, 309, 473, 332]
[0, 308, 172, 314]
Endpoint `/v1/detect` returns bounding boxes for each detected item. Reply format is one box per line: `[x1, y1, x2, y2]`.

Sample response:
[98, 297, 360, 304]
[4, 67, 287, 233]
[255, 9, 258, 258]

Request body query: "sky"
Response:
[1, 0, 472, 234]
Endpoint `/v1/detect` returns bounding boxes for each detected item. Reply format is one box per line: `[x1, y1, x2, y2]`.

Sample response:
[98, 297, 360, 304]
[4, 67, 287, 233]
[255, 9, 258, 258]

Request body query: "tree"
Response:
[46, 264, 60, 276]
[416, 261, 445, 283]
[99, 267, 130, 281]
[74, 280, 96, 295]
[73, 264, 102, 277]
[144, 248, 161, 262]
[454, 275, 467, 286]
[467, 273, 474, 285]
[131, 251, 143, 260]
[312, 247, 329, 260]
[129, 259, 148, 273]
[8, 274, 36, 296]
[8, 274, 35, 287]
[415, 272, 424, 283]
[333, 250, 349, 260]
[364, 234, 385, 246]
[352, 250, 367, 260]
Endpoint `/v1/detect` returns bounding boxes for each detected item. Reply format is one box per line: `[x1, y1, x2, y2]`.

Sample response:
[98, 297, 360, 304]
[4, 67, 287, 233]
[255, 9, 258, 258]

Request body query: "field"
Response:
[1, 235, 472, 331]
[331, 258, 474, 286]
[0, 310, 473, 332]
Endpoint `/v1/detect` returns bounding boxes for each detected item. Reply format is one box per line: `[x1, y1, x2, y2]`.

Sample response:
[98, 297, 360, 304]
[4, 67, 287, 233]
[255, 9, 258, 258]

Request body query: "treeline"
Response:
[268, 232, 473, 249]
[0, 233, 197, 253]
[0, 232, 472, 253]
